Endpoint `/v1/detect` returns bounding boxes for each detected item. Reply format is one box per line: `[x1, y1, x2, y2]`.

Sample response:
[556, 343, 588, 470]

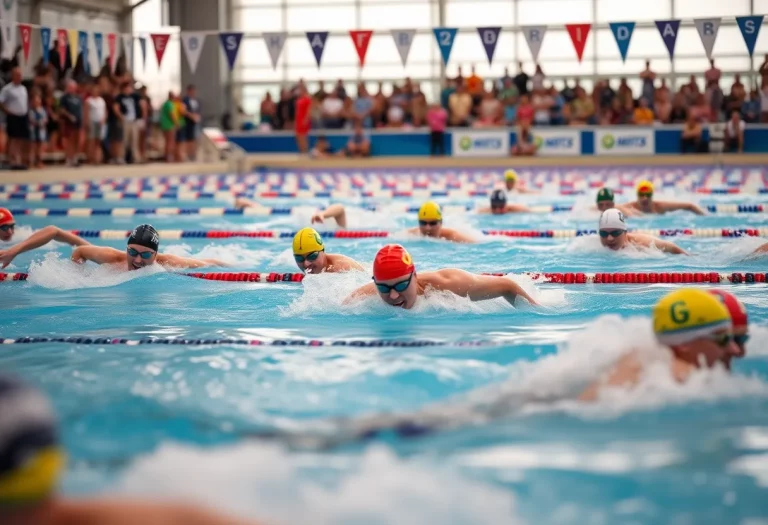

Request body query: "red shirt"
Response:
[295, 95, 311, 130]
[517, 103, 534, 123]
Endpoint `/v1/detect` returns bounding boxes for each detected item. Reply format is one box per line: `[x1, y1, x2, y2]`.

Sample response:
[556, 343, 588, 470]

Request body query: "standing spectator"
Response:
[657, 78, 670, 102]
[598, 79, 615, 112]
[499, 77, 518, 105]
[513, 61, 529, 97]
[511, 123, 536, 156]
[639, 60, 656, 104]
[680, 112, 706, 153]
[633, 98, 654, 125]
[448, 82, 472, 126]
[59, 79, 83, 167]
[669, 93, 688, 123]
[684, 75, 700, 97]
[705, 59, 721, 87]
[260, 92, 276, 129]
[159, 91, 178, 162]
[117, 82, 141, 164]
[426, 102, 447, 156]
[84, 83, 106, 165]
[617, 78, 633, 107]
[106, 83, 123, 164]
[0, 67, 29, 168]
[531, 65, 545, 91]
[182, 84, 201, 161]
[334, 79, 347, 100]
[760, 54, 768, 85]
[570, 88, 595, 125]
[353, 83, 373, 128]
[275, 88, 292, 130]
[27, 91, 47, 168]
[294, 84, 311, 155]
[474, 90, 503, 127]
[732, 74, 744, 93]
[549, 86, 566, 125]
[440, 78, 456, 111]
[531, 87, 552, 126]
[453, 65, 464, 86]
[389, 85, 410, 125]
[138, 85, 153, 161]
[760, 82, 768, 123]
[321, 88, 344, 129]
[654, 90, 672, 123]
[742, 90, 760, 123]
[465, 65, 483, 104]
[313, 81, 327, 102]
[725, 110, 745, 153]
[516, 93, 534, 126]
[173, 91, 187, 162]
[498, 67, 513, 90]
[411, 91, 428, 127]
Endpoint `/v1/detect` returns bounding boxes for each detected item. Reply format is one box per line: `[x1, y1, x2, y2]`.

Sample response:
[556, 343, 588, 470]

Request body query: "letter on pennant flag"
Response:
[655, 20, 681, 59]
[736, 16, 764, 57]
[522, 26, 547, 62]
[68, 29, 78, 66]
[694, 18, 720, 59]
[390, 29, 415, 66]
[40, 27, 51, 65]
[306, 31, 328, 67]
[477, 27, 501, 65]
[349, 30, 373, 67]
[93, 32, 103, 67]
[609, 22, 634, 62]
[122, 34, 133, 70]
[181, 32, 206, 74]
[78, 30, 89, 73]
[433, 27, 457, 65]
[150, 33, 170, 67]
[218, 32, 243, 71]
[565, 24, 591, 62]
[107, 33, 117, 71]
[139, 36, 147, 70]
[263, 32, 287, 70]
[56, 29, 68, 69]
[18, 24, 31, 63]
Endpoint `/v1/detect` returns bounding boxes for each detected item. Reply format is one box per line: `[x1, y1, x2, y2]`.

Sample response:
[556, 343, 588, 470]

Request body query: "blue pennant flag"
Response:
[306, 31, 329, 67]
[433, 27, 457, 65]
[477, 27, 501, 65]
[655, 20, 681, 59]
[139, 36, 147, 69]
[219, 32, 244, 71]
[40, 26, 51, 65]
[736, 16, 764, 57]
[93, 32, 103, 67]
[78, 30, 89, 73]
[609, 22, 635, 62]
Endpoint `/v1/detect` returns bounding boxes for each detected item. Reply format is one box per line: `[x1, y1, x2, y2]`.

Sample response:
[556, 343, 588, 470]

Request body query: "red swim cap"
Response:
[0, 208, 13, 226]
[708, 290, 748, 329]
[373, 244, 415, 282]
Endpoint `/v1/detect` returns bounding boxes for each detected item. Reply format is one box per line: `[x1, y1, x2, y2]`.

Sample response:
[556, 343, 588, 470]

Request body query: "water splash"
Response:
[26, 252, 165, 290]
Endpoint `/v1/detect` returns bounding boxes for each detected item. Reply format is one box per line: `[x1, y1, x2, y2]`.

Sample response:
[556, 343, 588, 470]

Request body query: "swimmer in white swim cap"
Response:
[597, 209, 688, 255]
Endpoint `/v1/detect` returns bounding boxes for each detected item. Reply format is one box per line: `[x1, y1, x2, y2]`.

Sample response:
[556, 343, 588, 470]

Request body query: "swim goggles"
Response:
[708, 332, 734, 348]
[419, 220, 440, 227]
[127, 247, 155, 259]
[0, 223, 15, 232]
[374, 273, 413, 294]
[734, 334, 750, 346]
[294, 250, 323, 264]
[599, 229, 625, 238]
[637, 192, 653, 198]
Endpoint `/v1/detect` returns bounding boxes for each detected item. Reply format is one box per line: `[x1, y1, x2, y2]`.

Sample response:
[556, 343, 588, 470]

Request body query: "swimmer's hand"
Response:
[0, 247, 17, 268]
[311, 213, 324, 224]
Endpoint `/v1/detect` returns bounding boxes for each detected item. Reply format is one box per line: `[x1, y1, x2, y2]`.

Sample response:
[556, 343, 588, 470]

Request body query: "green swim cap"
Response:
[596, 188, 614, 203]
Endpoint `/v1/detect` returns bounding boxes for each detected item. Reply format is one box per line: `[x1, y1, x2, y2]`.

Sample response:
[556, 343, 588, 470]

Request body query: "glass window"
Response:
[235, 7, 283, 32]
[238, 38, 274, 69]
[674, 0, 750, 18]
[284, 35, 354, 68]
[445, 1, 514, 28]
[286, 5, 356, 31]
[360, 3, 433, 29]
[286, 0, 354, 4]
[236, 67, 285, 83]
[596, 0, 670, 23]
[518, 0, 591, 26]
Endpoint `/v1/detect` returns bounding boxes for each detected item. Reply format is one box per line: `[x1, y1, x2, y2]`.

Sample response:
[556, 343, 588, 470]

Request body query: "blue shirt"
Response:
[354, 97, 373, 127]
[504, 103, 518, 124]
[742, 99, 760, 121]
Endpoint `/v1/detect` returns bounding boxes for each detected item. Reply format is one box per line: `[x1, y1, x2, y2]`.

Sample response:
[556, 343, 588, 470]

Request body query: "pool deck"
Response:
[0, 153, 765, 185]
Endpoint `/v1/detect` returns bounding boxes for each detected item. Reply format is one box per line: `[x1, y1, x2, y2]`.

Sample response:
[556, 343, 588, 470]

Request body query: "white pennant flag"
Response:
[122, 34, 133, 70]
[0, 20, 15, 60]
[263, 32, 287, 70]
[391, 29, 416, 66]
[522, 25, 547, 62]
[181, 32, 206, 73]
[694, 18, 721, 60]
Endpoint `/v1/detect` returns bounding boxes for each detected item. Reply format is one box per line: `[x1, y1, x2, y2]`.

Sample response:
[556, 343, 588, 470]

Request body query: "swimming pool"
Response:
[2, 165, 768, 524]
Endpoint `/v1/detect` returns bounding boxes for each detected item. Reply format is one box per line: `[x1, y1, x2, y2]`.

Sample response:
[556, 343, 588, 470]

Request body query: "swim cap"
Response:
[636, 180, 654, 194]
[373, 244, 415, 282]
[653, 289, 731, 346]
[708, 290, 748, 330]
[599, 209, 627, 231]
[0, 208, 13, 226]
[127, 224, 160, 252]
[504, 169, 518, 181]
[596, 188, 614, 203]
[292, 227, 325, 255]
[0, 374, 64, 508]
[490, 189, 507, 208]
[418, 201, 443, 222]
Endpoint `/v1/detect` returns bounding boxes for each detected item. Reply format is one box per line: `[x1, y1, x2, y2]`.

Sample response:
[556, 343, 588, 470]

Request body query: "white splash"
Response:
[26, 252, 165, 290]
[163, 243, 273, 267]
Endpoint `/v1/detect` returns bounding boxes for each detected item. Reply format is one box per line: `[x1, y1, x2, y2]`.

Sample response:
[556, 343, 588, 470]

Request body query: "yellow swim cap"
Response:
[652, 289, 731, 346]
[504, 169, 518, 181]
[636, 179, 654, 194]
[418, 201, 442, 222]
[292, 227, 325, 255]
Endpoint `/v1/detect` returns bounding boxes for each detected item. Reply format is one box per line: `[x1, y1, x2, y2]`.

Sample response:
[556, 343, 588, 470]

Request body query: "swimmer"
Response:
[345, 244, 538, 309]
[292, 227, 363, 273]
[750, 242, 768, 256]
[503, 169, 537, 194]
[478, 189, 531, 214]
[407, 201, 477, 243]
[598, 209, 688, 255]
[235, 198, 348, 228]
[0, 373, 260, 525]
[579, 288, 740, 401]
[0, 208, 90, 268]
[594, 188, 641, 217]
[625, 180, 706, 215]
[708, 289, 749, 367]
[71, 224, 227, 271]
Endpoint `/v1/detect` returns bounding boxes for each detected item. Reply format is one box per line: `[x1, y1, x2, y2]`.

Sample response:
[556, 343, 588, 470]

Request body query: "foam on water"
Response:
[566, 235, 668, 259]
[163, 243, 274, 267]
[26, 253, 166, 290]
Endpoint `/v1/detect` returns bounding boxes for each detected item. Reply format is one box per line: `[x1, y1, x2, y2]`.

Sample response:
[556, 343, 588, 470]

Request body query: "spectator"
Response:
[654, 89, 672, 123]
[704, 59, 721, 87]
[742, 90, 760, 123]
[639, 60, 656, 104]
[513, 61, 529, 96]
[761, 82, 768, 123]
[684, 75, 700, 97]
[371, 82, 387, 127]
[619, 97, 635, 124]
[84, 83, 106, 165]
[334, 79, 347, 100]
[690, 93, 711, 123]
[313, 80, 327, 102]
[511, 122, 536, 156]
[105, 82, 122, 164]
[44, 92, 58, 153]
[680, 112, 706, 153]
[532, 64, 545, 91]
[633, 97, 654, 125]
[516, 93, 534, 126]
[440, 78, 455, 111]
[562, 78, 578, 103]
[466, 65, 484, 103]
[345, 119, 370, 157]
[411, 91, 427, 127]
[570, 87, 595, 125]
[137, 85, 152, 161]
[353, 83, 373, 128]
[182, 84, 201, 161]
[617, 77, 633, 107]
[531, 87, 552, 126]
[606, 97, 623, 125]
[386, 86, 406, 128]
[117, 82, 142, 164]
[27, 90, 46, 168]
[499, 77, 518, 106]
[426, 101, 447, 156]
[475, 90, 503, 127]
[657, 78, 670, 102]
[453, 65, 464, 86]
[310, 135, 337, 158]
[669, 93, 688, 123]
[0, 66, 28, 168]
[732, 74, 744, 93]
[598, 79, 615, 112]
[448, 82, 472, 126]
[294, 84, 311, 155]
[321, 88, 344, 129]
[159, 91, 178, 162]
[260, 92, 276, 129]
[59, 79, 83, 167]
[498, 66, 513, 90]
[725, 110, 745, 153]
[549, 86, 566, 125]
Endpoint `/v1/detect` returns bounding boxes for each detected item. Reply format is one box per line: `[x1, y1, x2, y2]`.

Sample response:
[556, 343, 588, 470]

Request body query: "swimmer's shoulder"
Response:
[327, 253, 364, 271]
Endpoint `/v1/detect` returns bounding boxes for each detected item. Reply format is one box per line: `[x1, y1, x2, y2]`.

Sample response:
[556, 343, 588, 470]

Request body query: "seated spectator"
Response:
[570, 88, 595, 125]
[371, 82, 387, 127]
[511, 123, 536, 156]
[725, 110, 745, 153]
[321, 88, 345, 129]
[448, 82, 472, 126]
[633, 98, 654, 125]
[706, 81, 724, 121]
[617, 77, 633, 107]
[345, 119, 371, 157]
[598, 79, 615, 112]
[654, 89, 672, 123]
[532, 64, 545, 91]
[334, 78, 347, 100]
[732, 74, 744, 93]
[657, 78, 670, 103]
[514, 62, 529, 97]
[605, 97, 623, 125]
[619, 97, 635, 124]
[260, 92, 276, 129]
[354, 83, 373, 128]
[313, 80, 327, 102]
[531, 87, 552, 125]
[426, 102, 447, 156]
[684, 75, 700, 98]
[669, 93, 687, 123]
[440, 78, 456, 111]
[561, 79, 576, 104]
[411, 91, 428, 127]
[516, 93, 534, 126]
[549, 86, 566, 125]
[499, 77, 518, 106]
[310, 135, 339, 158]
[474, 90, 502, 127]
[389, 85, 409, 126]
[690, 93, 711, 123]
[742, 90, 760, 123]
[680, 113, 706, 154]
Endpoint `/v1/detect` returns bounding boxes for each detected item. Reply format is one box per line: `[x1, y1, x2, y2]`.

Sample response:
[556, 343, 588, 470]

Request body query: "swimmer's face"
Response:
[730, 326, 749, 362]
[418, 219, 442, 237]
[637, 192, 653, 210]
[0, 223, 14, 242]
[505, 179, 516, 191]
[375, 271, 417, 310]
[599, 229, 626, 250]
[295, 250, 326, 274]
[597, 200, 614, 212]
[490, 204, 506, 215]
[682, 329, 739, 369]
[126, 244, 157, 270]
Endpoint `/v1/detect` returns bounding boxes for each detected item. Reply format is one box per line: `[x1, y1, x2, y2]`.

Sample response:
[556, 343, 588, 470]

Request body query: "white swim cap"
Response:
[599, 208, 627, 231]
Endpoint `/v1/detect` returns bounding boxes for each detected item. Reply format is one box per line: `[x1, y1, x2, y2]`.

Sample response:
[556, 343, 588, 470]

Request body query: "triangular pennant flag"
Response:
[18, 24, 31, 63]
[122, 34, 133, 69]
[263, 32, 287, 70]
[432, 27, 457, 65]
[694, 18, 720, 59]
[67, 29, 78, 66]
[56, 29, 67, 69]
[181, 32, 206, 74]
[609, 22, 634, 62]
[736, 16, 764, 57]
[139, 36, 147, 70]
[150, 33, 170, 67]
[390, 29, 415, 66]
[565, 24, 591, 62]
[349, 30, 373, 67]
[106, 33, 117, 71]
[521, 26, 547, 62]
[305, 31, 328, 67]
[40, 27, 51, 65]
[218, 32, 243, 71]
[78, 30, 89, 73]
[93, 32, 103, 67]
[655, 20, 681, 59]
[0, 20, 15, 60]
[477, 27, 501, 65]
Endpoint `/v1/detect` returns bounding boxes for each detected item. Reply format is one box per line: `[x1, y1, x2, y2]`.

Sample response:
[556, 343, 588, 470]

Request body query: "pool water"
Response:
[2, 167, 768, 525]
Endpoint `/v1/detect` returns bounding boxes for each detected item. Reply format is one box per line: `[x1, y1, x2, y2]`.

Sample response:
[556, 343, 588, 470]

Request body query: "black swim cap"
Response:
[490, 189, 507, 208]
[127, 224, 160, 251]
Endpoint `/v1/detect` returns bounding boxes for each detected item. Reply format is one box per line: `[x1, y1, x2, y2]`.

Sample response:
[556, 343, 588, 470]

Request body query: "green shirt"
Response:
[159, 100, 176, 131]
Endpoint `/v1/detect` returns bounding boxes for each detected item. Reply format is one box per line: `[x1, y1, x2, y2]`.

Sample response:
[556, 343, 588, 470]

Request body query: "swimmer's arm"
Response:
[753, 242, 768, 254]
[435, 270, 539, 306]
[55, 499, 259, 525]
[653, 239, 689, 255]
[0, 227, 90, 267]
[579, 353, 643, 401]
[657, 201, 706, 215]
[234, 197, 258, 210]
[476, 207, 491, 214]
[616, 204, 642, 217]
[442, 228, 477, 244]
[157, 254, 230, 269]
[505, 204, 531, 213]
[343, 282, 377, 304]
[312, 203, 347, 228]
[71, 246, 124, 265]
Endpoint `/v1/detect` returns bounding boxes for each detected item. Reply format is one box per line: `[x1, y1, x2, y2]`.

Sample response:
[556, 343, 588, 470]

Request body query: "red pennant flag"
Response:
[107, 33, 117, 70]
[56, 29, 68, 69]
[349, 30, 373, 67]
[18, 24, 31, 62]
[566, 24, 591, 62]
[150, 33, 171, 67]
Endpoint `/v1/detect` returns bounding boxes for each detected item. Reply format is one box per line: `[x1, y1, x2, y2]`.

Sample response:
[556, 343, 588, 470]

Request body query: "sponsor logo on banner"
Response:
[452, 131, 509, 158]
[531, 130, 580, 156]
[595, 129, 654, 155]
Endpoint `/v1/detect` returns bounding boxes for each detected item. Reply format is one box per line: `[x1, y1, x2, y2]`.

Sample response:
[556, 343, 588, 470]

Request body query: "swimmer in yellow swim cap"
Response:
[580, 289, 740, 400]
[408, 201, 477, 243]
[503, 169, 537, 194]
[626, 180, 706, 215]
[292, 227, 364, 274]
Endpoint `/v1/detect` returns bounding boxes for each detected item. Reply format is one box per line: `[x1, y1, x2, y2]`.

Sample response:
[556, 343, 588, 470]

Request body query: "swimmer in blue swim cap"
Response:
[0, 373, 260, 525]
[71, 224, 228, 271]
[478, 189, 531, 214]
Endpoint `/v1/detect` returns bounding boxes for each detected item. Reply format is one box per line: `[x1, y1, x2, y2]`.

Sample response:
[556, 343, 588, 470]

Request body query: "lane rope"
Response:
[0, 336, 490, 347]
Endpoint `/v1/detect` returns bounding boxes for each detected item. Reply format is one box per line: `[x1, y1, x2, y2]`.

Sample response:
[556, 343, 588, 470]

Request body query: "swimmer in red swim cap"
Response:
[708, 289, 749, 366]
[345, 244, 539, 309]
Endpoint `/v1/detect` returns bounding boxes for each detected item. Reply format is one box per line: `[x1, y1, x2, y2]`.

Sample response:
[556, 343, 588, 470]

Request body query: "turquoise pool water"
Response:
[2, 167, 768, 524]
